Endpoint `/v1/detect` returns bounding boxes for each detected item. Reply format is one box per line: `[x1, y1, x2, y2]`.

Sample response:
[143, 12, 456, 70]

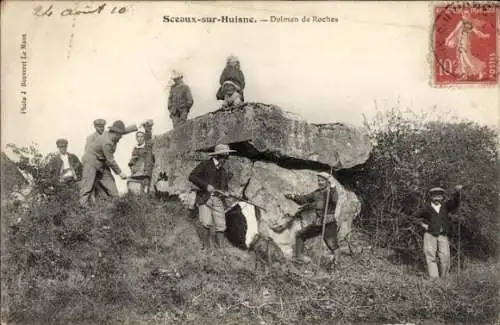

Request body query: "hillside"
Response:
[1, 194, 497, 325]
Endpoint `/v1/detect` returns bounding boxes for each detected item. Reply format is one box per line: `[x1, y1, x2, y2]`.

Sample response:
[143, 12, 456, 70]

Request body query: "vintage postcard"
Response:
[1, 1, 499, 325]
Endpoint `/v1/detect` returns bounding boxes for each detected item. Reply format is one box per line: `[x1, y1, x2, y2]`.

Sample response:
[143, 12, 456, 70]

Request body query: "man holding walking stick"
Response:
[284, 172, 340, 267]
[188, 144, 235, 251]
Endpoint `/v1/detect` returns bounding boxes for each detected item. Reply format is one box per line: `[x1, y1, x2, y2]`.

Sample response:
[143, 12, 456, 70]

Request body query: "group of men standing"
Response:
[39, 118, 154, 207]
[167, 55, 246, 128]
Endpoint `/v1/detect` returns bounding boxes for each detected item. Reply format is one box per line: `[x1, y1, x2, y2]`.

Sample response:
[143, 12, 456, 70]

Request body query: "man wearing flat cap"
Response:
[189, 144, 235, 250]
[168, 70, 194, 128]
[284, 172, 340, 266]
[46, 139, 83, 186]
[80, 119, 152, 207]
[414, 185, 463, 279]
[84, 119, 107, 152]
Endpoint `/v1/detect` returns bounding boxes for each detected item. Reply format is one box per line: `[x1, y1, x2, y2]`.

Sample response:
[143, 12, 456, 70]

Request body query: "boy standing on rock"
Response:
[188, 144, 235, 250]
[285, 172, 340, 265]
[168, 70, 194, 128]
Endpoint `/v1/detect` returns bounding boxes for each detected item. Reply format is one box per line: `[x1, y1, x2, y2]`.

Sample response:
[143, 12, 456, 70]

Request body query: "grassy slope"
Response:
[1, 194, 498, 325]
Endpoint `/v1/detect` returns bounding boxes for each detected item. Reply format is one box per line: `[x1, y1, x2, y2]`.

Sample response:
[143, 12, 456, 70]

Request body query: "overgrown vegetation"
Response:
[346, 107, 499, 263]
[2, 195, 498, 325]
[1, 107, 498, 324]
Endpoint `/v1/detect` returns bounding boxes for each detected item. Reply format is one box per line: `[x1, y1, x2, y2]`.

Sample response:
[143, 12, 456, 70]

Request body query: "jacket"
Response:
[290, 187, 339, 225]
[82, 132, 123, 175]
[216, 65, 245, 100]
[188, 158, 232, 205]
[128, 128, 155, 178]
[84, 125, 138, 154]
[414, 190, 461, 237]
[168, 82, 194, 114]
[46, 153, 83, 182]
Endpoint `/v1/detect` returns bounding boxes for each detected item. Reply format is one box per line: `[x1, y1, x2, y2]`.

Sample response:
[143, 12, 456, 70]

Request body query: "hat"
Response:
[93, 119, 106, 126]
[56, 138, 68, 147]
[108, 120, 127, 134]
[171, 70, 183, 80]
[429, 187, 445, 195]
[208, 144, 236, 156]
[222, 80, 241, 91]
[317, 172, 331, 180]
[136, 127, 146, 135]
[227, 55, 239, 63]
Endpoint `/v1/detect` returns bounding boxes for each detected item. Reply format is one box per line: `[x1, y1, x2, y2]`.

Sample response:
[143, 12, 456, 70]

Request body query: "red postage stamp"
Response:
[432, 2, 498, 86]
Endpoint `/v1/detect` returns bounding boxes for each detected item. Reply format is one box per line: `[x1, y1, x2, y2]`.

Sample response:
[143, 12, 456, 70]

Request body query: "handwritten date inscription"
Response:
[33, 3, 127, 17]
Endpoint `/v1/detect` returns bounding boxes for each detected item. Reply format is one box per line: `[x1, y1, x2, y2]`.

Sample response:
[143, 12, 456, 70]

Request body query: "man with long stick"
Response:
[188, 144, 235, 250]
[285, 171, 340, 266]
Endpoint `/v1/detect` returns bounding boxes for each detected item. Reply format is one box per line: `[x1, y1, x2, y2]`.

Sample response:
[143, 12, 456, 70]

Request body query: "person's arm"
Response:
[102, 143, 122, 175]
[472, 26, 489, 39]
[168, 87, 174, 112]
[285, 190, 316, 204]
[239, 70, 245, 89]
[71, 154, 83, 180]
[184, 85, 194, 109]
[189, 161, 210, 191]
[445, 20, 462, 47]
[414, 207, 429, 230]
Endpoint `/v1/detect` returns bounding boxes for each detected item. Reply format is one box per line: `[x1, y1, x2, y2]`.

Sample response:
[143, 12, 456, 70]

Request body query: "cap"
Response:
[56, 138, 68, 147]
[93, 119, 106, 126]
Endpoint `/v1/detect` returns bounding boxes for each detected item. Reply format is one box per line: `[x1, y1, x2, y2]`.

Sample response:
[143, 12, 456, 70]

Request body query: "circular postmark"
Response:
[430, 1, 498, 82]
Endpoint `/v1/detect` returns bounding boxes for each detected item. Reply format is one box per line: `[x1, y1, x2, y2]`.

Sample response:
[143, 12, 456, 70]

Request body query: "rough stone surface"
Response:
[154, 103, 372, 169]
[151, 104, 368, 258]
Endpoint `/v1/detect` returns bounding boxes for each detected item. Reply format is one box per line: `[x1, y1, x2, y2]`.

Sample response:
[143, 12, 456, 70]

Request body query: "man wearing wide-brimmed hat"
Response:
[188, 144, 236, 250]
[414, 185, 463, 278]
[79, 119, 152, 207]
[284, 172, 340, 267]
[168, 70, 194, 128]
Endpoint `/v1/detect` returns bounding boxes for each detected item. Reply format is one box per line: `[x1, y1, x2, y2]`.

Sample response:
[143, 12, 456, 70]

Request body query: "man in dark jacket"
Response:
[46, 138, 83, 185]
[168, 71, 194, 128]
[414, 185, 462, 278]
[188, 144, 235, 250]
[285, 172, 340, 264]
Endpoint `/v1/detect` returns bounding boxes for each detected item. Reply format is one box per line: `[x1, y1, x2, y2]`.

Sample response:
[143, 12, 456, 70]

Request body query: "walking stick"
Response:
[318, 167, 334, 269]
[457, 220, 461, 279]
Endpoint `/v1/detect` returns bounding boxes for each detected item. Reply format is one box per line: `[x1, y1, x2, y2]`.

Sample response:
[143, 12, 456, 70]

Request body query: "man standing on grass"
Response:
[414, 185, 463, 279]
[188, 144, 235, 250]
[79, 120, 152, 207]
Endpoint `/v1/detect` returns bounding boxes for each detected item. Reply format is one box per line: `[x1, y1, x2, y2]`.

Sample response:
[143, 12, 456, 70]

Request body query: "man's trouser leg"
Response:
[199, 196, 226, 249]
[437, 235, 451, 278]
[198, 203, 212, 249]
[423, 232, 439, 278]
[323, 221, 340, 252]
[79, 164, 98, 207]
[96, 168, 119, 198]
[294, 225, 321, 259]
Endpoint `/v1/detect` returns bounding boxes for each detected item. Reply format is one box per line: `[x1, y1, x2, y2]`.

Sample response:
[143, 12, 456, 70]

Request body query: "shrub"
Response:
[349, 107, 499, 260]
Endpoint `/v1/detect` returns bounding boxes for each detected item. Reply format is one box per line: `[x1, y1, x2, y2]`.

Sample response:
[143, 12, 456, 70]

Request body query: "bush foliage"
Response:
[349, 107, 499, 260]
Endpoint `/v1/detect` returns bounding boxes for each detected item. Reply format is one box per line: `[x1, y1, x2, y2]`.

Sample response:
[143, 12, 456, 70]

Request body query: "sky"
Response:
[2, 1, 498, 193]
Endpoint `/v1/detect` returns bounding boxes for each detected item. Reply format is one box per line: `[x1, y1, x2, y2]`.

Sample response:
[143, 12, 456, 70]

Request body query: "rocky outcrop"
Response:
[152, 103, 371, 258]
